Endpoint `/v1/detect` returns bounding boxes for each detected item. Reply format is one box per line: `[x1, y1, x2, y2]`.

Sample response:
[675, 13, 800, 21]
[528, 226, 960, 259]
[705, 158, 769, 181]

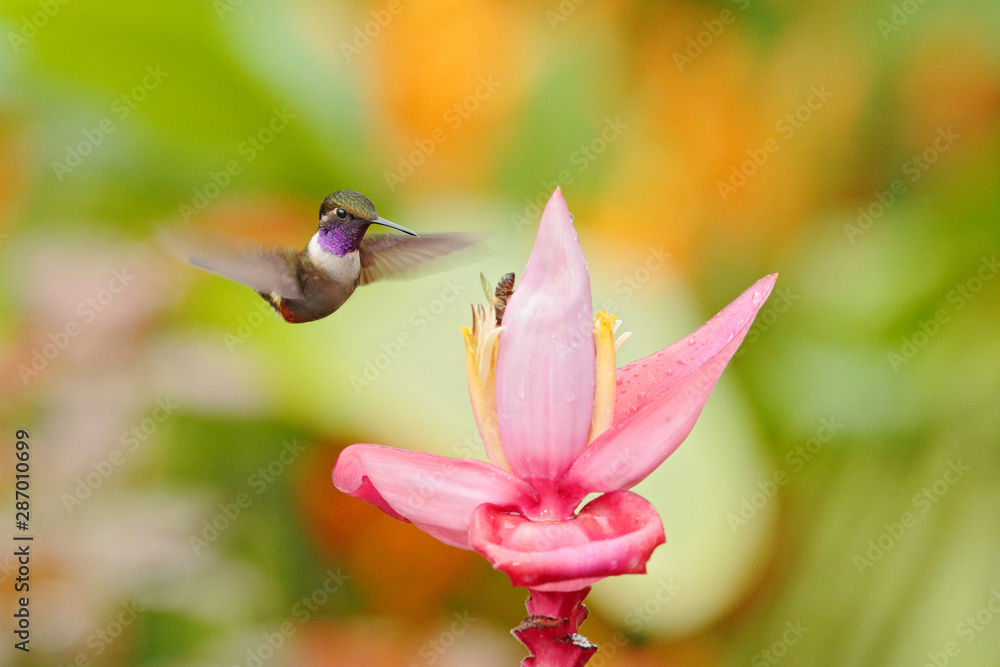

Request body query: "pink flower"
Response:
[334, 189, 775, 661]
[335, 187, 775, 586]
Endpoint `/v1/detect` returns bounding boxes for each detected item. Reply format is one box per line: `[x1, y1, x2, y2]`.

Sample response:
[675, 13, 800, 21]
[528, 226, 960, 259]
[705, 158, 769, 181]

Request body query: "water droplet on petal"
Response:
[637, 391, 647, 401]
[665, 368, 673, 376]
[687, 336, 697, 346]
[615, 377, 624, 387]
[752, 291, 765, 307]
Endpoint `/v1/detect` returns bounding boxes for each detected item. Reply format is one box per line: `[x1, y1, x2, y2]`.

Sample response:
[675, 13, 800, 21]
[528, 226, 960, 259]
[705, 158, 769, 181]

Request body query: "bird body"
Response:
[254, 237, 360, 323]
[170, 190, 481, 323]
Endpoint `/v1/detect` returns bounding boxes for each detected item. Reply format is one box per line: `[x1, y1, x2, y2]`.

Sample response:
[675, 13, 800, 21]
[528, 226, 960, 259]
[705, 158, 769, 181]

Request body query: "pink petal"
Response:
[333, 444, 537, 549]
[614, 274, 779, 420]
[469, 490, 665, 592]
[496, 189, 595, 483]
[561, 274, 777, 495]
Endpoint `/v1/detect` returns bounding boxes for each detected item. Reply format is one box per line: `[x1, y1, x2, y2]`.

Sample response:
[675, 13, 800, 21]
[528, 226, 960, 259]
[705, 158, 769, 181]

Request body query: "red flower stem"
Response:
[513, 587, 597, 667]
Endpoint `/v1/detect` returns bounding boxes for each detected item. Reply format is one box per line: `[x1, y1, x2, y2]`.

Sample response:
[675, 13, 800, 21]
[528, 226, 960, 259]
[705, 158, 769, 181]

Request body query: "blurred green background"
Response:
[1, 0, 999, 665]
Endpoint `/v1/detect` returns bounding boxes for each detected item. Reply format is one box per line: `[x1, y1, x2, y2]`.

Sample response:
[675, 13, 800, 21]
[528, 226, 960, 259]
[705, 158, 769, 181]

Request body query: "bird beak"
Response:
[372, 216, 419, 236]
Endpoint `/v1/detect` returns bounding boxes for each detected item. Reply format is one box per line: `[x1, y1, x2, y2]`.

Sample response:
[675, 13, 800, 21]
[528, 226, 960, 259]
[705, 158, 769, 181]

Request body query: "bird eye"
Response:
[335, 208, 348, 220]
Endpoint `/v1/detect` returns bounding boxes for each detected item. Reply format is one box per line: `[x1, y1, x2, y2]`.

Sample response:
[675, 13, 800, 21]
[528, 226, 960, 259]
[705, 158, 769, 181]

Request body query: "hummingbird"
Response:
[168, 190, 483, 323]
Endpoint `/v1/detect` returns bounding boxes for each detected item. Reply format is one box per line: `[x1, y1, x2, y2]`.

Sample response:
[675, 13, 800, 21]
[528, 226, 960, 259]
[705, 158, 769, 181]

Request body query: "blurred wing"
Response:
[161, 231, 303, 299]
[358, 232, 486, 285]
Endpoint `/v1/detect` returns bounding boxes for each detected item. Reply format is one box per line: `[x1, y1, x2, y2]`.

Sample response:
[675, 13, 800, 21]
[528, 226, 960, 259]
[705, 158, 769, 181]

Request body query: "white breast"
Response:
[307, 233, 360, 282]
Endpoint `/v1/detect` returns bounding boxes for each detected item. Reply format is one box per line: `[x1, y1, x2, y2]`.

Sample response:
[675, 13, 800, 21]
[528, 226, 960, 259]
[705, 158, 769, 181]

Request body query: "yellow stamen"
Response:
[461, 301, 510, 471]
[589, 310, 624, 443]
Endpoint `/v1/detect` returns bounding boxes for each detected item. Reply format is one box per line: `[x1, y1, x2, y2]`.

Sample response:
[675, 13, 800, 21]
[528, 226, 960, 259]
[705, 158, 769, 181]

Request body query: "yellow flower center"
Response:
[460, 275, 509, 471]
[588, 310, 629, 443]
[461, 279, 630, 468]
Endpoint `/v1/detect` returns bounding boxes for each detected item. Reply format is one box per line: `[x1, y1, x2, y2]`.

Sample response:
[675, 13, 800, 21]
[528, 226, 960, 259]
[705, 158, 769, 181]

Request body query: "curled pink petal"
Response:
[469, 490, 665, 592]
[333, 444, 537, 549]
[561, 274, 777, 495]
[496, 188, 595, 484]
